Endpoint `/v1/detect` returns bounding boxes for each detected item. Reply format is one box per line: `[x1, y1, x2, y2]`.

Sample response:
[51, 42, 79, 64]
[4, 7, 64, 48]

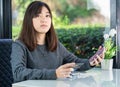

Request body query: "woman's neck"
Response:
[37, 34, 46, 45]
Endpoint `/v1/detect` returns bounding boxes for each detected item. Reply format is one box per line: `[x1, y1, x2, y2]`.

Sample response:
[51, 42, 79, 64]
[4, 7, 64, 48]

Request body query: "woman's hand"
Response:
[56, 63, 75, 78]
[89, 46, 105, 66]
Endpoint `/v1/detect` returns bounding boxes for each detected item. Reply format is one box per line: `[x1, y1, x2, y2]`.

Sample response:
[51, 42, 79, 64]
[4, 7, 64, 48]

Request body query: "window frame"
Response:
[0, 0, 12, 39]
[0, 0, 120, 68]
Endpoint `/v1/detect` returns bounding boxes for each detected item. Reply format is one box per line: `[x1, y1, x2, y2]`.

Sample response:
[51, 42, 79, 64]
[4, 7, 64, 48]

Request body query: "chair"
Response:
[0, 39, 13, 87]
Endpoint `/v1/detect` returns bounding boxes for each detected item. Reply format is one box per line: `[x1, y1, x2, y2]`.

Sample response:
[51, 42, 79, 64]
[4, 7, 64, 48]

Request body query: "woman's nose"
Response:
[40, 16, 46, 22]
[41, 16, 45, 19]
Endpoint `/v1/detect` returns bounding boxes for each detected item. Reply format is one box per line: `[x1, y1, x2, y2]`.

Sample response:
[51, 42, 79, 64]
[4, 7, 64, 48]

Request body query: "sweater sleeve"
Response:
[10, 42, 57, 83]
[58, 42, 93, 71]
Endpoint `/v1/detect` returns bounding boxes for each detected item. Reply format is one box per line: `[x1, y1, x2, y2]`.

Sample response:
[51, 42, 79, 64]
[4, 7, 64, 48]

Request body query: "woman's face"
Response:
[32, 6, 51, 34]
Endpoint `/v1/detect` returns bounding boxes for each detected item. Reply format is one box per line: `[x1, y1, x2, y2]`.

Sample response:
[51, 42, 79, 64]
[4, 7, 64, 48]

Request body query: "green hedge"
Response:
[56, 27, 104, 58]
[12, 26, 105, 59]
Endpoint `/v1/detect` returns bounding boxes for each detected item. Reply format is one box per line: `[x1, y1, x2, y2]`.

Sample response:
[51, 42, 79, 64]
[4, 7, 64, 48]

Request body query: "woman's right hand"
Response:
[56, 63, 75, 78]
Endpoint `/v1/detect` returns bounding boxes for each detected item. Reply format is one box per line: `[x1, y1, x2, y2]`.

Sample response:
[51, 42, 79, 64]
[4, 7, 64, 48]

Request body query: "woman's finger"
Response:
[63, 68, 74, 72]
[96, 55, 102, 63]
[93, 58, 99, 66]
[62, 63, 75, 68]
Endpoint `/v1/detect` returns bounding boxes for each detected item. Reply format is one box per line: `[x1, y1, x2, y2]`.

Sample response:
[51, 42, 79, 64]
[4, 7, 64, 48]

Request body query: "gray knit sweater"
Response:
[11, 40, 92, 82]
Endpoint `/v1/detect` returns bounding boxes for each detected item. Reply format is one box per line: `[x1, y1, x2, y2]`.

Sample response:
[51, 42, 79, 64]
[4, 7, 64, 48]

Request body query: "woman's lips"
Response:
[40, 25, 47, 27]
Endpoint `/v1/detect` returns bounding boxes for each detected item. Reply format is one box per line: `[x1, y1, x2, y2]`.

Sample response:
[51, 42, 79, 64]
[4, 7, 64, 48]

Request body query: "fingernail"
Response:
[71, 68, 74, 71]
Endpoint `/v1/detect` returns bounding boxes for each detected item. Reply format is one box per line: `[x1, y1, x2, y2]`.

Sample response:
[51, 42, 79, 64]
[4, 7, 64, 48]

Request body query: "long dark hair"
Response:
[19, 1, 58, 51]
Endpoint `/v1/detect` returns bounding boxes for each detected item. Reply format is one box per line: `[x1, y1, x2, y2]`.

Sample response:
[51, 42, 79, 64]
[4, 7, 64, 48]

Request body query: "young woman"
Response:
[11, 1, 105, 82]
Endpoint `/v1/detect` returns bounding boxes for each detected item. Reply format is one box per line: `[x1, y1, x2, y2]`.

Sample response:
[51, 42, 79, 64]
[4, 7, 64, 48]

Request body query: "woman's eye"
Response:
[46, 15, 50, 17]
[34, 14, 39, 18]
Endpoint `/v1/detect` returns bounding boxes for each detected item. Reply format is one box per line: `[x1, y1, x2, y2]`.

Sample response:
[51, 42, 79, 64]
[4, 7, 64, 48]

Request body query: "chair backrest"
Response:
[0, 39, 13, 87]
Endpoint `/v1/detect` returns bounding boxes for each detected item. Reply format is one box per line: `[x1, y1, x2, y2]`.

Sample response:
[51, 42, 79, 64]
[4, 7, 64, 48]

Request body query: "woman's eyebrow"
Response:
[40, 12, 50, 14]
[46, 12, 50, 14]
[39, 11, 50, 15]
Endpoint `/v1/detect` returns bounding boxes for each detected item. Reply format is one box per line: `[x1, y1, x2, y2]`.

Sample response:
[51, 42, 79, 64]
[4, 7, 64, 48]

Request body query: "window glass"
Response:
[12, 0, 110, 58]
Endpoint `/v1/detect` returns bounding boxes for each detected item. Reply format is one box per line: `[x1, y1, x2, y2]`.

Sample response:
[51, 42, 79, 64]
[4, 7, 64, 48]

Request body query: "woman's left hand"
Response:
[89, 46, 105, 66]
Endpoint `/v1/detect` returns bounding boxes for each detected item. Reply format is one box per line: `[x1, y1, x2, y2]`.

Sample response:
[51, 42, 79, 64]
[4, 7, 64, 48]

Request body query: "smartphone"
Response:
[89, 45, 105, 62]
[73, 63, 84, 71]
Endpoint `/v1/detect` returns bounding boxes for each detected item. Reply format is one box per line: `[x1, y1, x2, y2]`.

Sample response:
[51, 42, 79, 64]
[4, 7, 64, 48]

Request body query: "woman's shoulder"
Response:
[11, 40, 28, 56]
[57, 41, 66, 50]
[12, 39, 27, 49]
[57, 41, 62, 47]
